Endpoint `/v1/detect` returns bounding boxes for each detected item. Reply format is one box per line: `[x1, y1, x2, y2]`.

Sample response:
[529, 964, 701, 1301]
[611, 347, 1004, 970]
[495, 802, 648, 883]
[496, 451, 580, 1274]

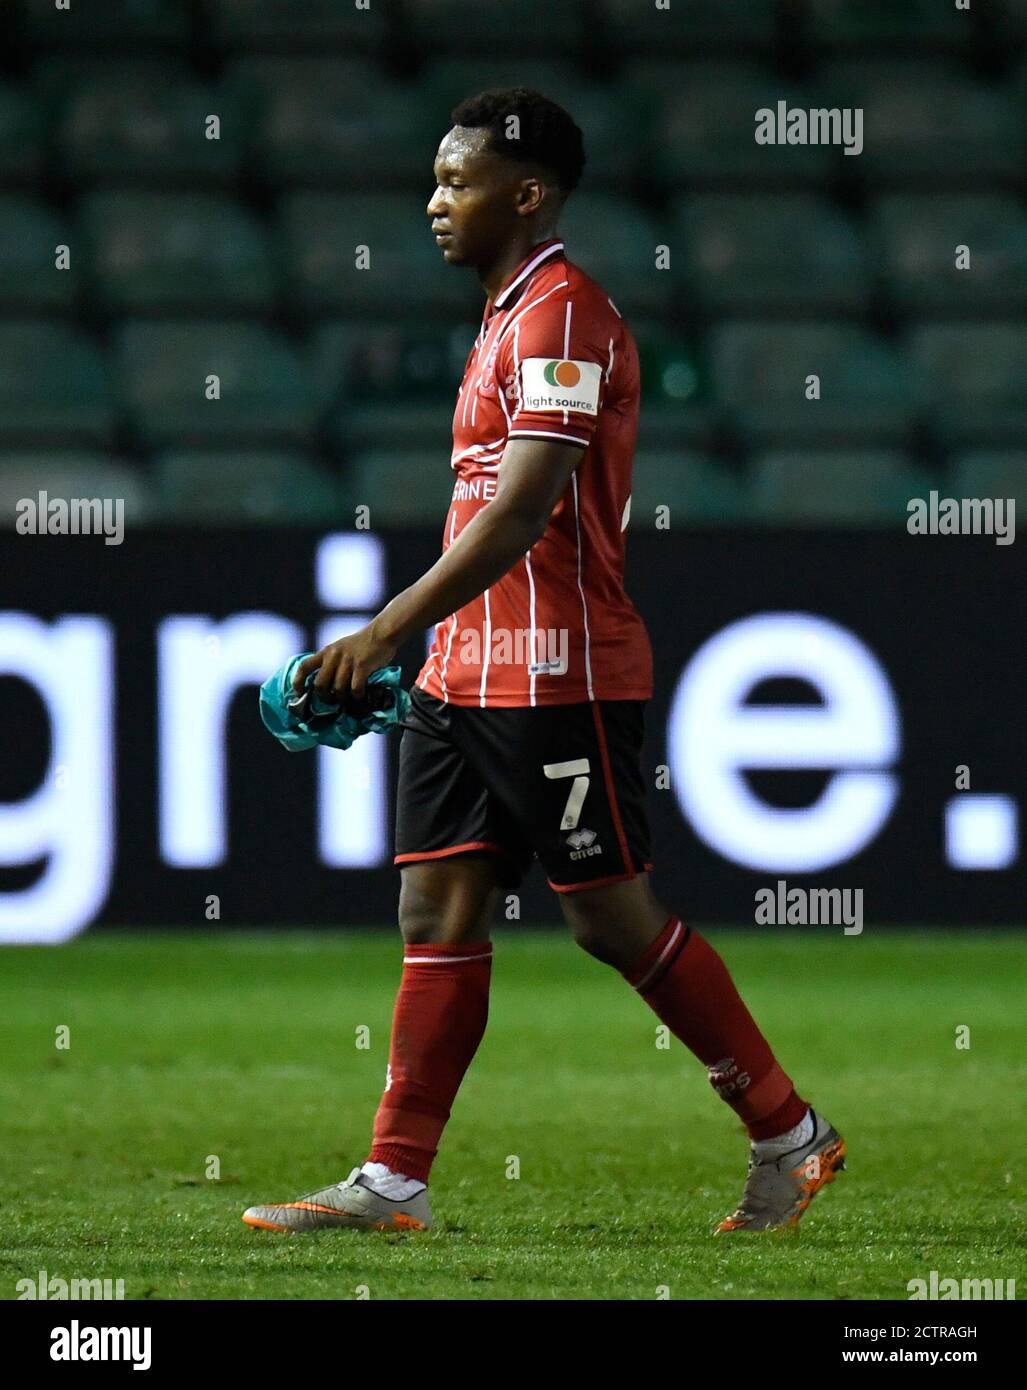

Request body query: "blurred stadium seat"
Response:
[224, 58, 428, 188]
[348, 449, 460, 527]
[554, 194, 669, 317]
[671, 194, 872, 318]
[205, 0, 387, 52]
[80, 193, 276, 314]
[0, 197, 77, 313]
[627, 450, 745, 528]
[278, 192, 478, 317]
[23, 0, 190, 50]
[869, 195, 1027, 318]
[153, 449, 340, 523]
[44, 59, 245, 185]
[747, 449, 934, 524]
[627, 62, 835, 189]
[0, 80, 44, 186]
[600, 0, 774, 56]
[0, 453, 152, 523]
[951, 451, 1027, 510]
[633, 322, 713, 450]
[815, 59, 1026, 187]
[709, 322, 915, 449]
[310, 319, 472, 454]
[114, 321, 317, 447]
[0, 323, 113, 445]
[805, 0, 971, 54]
[908, 325, 1027, 451]
[407, 1, 582, 54]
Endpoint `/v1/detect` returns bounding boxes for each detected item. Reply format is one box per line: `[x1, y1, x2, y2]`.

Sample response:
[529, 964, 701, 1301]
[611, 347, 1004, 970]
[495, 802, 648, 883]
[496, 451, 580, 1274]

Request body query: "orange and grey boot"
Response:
[714, 1109, 846, 1233]
[243, 1167, 432, 1234]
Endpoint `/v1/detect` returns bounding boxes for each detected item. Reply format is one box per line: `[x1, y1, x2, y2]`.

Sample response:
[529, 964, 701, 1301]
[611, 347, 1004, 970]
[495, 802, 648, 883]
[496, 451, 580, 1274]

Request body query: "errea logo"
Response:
[566, 827, 603, 860]
[521, 358, 602, 415]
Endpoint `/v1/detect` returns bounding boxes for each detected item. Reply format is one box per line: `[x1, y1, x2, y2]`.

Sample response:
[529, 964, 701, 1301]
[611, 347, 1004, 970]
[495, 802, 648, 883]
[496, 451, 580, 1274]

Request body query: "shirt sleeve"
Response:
[499, 293, 614, 450]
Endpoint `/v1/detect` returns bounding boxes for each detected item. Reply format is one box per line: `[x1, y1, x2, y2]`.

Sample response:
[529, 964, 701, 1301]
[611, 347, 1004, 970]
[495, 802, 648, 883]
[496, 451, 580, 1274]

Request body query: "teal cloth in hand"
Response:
[259, 655, 409, 752]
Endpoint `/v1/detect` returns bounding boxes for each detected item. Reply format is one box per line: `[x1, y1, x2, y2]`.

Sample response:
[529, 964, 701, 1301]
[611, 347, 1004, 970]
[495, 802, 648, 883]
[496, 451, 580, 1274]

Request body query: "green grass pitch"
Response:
[1, 929, 1024, 1300]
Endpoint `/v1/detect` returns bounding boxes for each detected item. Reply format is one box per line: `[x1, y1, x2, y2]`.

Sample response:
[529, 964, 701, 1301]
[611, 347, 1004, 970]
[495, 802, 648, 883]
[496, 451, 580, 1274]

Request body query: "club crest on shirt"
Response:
[521, 358, 601, 414]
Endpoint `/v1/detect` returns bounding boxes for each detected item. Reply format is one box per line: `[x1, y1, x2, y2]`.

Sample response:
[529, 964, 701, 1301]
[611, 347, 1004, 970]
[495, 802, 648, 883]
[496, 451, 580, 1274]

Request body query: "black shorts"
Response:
[394, 686, 653, 893]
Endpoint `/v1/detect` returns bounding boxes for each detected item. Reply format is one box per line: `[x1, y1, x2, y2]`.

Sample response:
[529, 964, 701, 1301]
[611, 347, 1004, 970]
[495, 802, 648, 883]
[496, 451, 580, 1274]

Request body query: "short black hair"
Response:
[450, 87, 586, 195]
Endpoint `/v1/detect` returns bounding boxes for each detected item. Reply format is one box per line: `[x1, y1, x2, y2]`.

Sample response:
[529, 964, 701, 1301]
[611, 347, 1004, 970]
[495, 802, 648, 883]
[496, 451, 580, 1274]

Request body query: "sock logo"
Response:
[708, 1056, 752, 1099]
[384, 1063, 393, 1092]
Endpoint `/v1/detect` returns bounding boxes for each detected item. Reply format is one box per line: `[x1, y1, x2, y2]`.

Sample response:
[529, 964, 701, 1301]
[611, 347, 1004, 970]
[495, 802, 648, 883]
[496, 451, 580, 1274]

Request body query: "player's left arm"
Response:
[295, 437, 584, 699]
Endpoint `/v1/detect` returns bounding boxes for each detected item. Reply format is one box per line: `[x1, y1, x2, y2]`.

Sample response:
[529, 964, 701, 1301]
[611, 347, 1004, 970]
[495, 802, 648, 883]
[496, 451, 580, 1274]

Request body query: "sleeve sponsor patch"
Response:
[519, 358, 602, 416]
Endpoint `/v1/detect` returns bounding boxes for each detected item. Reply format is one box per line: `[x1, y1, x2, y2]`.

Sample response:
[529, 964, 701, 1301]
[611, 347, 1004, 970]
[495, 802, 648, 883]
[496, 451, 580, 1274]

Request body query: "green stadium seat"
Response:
[115, 322, 318, 447]
[421, 64, 645, 189]
[49, 62, 244, 184]
[309, 320, 474, 453]
[709, 322, 915, 448]
[632, 321, 713, 449]
[806, 0, 970, 53]
[24, 0, 189, 50]
[421, 59, 583, 123]
[407, 0, 582, 53]
[153, 450, 342, 524]
[814, 60, 1024, 187]
[0, 453, 153, 527]
[869, 195, 1027, 318]
[278, 192, 479, 317]
[348, 450, 458, 527]
[0, 197, 78, 313]
[224, 57, 427, 187]
[627, 451, 745, 528]
[79, 193, 275, 314]
[555, 194, 670, 318]
[747, 449, 932, 524]
[907, 325, 1027, 451]
[0, 322, 114, 445]
[601, 0, 774, 54]
[206, 0, 387, 50]
[951, 452, 1027, 511]
[628, 62, 834, 189]
[670, 193, 872, 317]
[0, 81, 44, 184]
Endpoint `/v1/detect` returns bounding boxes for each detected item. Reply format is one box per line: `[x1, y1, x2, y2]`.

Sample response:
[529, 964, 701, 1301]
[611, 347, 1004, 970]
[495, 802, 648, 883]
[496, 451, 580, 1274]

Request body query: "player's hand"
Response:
[292, 621, 398, 704]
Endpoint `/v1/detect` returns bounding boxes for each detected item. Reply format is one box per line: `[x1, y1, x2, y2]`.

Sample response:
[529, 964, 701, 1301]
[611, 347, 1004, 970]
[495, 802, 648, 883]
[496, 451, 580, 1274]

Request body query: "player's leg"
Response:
[241, 854, 507, 1234]
[242, 688, 529, 1234]
[496, 693, 844, 1234]
[557, 872, 845, 1232]
[362, 854, 505, 1190]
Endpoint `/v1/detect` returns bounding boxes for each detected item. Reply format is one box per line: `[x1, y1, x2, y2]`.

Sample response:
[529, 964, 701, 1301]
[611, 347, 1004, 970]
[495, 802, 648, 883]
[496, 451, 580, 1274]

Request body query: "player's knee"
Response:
[397, 861, 495, 946]
[563, 908, 623, 965]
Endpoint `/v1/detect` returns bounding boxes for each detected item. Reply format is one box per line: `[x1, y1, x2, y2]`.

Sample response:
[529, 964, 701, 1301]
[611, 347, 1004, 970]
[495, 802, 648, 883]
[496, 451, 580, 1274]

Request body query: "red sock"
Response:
[367, 941, 492, 1183]
[623, 917, 809, 1142]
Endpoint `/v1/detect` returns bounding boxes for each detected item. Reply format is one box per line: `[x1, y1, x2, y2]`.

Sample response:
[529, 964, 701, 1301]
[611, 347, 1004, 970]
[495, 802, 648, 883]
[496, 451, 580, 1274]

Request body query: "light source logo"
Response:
[544, 360, 581, 388]
[521, 357, 602, 414]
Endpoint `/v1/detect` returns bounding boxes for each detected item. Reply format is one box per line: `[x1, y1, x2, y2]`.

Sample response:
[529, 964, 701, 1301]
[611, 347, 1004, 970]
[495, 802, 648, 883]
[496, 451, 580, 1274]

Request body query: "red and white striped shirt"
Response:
[417, 236, 653, 708]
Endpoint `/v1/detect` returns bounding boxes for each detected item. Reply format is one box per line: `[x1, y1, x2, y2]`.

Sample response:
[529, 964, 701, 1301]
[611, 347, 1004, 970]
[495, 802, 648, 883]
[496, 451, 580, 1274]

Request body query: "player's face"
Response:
[427, 126, 527, 267]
